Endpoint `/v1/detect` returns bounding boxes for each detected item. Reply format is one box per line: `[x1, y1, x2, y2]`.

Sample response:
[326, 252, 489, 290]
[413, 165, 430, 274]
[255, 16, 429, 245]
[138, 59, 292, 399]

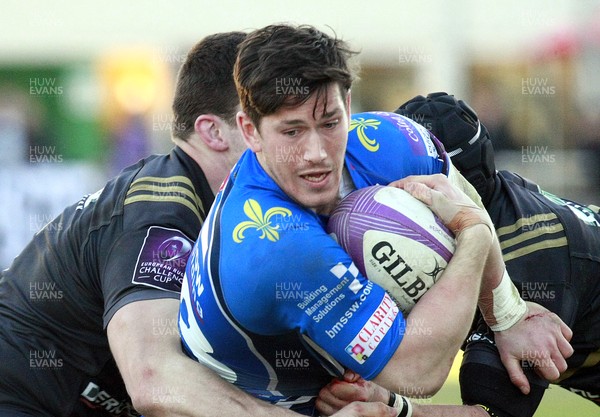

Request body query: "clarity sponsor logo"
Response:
[345, 292, 398, 364]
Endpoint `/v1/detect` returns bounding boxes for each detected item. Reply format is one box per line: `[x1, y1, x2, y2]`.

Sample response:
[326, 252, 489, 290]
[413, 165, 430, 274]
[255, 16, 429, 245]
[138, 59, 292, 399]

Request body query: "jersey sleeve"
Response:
[101, 225, 195, 328]
[100, 179, 202, 329]
[221, 202, 406, 380]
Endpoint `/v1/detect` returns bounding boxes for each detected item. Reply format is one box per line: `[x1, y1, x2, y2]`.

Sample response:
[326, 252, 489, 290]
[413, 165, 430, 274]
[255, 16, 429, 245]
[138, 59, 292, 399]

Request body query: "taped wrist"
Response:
[489, 270, 527, 332]
[388, 391, 413, 417]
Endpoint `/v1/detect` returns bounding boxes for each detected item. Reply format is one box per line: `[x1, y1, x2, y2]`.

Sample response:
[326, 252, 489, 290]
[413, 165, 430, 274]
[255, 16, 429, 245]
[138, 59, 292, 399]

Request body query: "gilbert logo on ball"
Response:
[327, 185, 455, 314]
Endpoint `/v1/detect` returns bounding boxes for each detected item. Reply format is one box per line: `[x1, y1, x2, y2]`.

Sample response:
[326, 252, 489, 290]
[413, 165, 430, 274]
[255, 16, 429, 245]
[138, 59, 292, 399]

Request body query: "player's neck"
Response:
[173, 136, 232, 195]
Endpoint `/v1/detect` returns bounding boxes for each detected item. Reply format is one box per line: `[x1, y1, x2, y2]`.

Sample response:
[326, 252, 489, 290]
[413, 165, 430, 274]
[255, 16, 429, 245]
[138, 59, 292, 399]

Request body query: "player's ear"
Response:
[237, 111, 262, 152]
[194, 114, 229, 152]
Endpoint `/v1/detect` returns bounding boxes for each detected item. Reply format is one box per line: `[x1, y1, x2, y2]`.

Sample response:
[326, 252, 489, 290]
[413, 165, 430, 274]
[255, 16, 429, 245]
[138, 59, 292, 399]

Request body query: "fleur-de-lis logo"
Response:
[232, 199, 292, 243]
[349, 118, 381, 152]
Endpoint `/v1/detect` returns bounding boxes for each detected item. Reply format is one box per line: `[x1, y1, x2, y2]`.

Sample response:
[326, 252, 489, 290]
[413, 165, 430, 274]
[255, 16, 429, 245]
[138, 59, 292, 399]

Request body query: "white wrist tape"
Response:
[391, 392, 413, 417]
[489, 269, 527, 332]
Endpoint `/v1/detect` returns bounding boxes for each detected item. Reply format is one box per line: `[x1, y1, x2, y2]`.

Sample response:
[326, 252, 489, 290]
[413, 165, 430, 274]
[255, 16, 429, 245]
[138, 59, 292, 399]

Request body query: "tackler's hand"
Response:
[494, 301, 573, 395]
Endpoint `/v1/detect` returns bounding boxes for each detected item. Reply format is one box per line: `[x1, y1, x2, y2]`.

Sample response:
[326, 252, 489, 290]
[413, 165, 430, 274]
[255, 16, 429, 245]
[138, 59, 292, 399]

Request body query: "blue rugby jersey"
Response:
[178, 112, 449, 414]
[179, 150, 404, 414]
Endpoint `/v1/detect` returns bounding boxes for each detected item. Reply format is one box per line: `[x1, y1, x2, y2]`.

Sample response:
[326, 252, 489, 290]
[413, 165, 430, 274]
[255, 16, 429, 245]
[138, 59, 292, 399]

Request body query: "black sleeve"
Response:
[460, 334, 549, 417]
[101, 225, 194, 328]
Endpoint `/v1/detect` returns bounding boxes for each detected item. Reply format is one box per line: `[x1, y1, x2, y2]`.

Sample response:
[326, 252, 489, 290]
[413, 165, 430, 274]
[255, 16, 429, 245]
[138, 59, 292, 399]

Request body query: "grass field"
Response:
[431, 352, 599, 417]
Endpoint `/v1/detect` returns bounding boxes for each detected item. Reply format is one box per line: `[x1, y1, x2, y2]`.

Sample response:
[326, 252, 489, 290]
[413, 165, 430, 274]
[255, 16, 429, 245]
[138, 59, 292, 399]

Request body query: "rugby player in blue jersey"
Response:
[178, 24, 572, 416]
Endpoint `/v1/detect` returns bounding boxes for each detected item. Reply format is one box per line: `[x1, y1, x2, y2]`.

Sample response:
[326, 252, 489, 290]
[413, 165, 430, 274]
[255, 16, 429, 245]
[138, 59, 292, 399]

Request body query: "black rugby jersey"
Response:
[0, 147, 213, 416]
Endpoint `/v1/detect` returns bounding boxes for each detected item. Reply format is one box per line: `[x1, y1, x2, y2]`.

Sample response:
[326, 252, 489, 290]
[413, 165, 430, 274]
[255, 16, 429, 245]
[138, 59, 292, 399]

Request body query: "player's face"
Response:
[240, 83, 350, 214]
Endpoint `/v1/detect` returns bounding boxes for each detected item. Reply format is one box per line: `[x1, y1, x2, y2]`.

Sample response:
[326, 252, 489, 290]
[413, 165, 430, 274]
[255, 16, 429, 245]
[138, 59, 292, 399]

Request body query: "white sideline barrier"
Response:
[0, 163, 106, 270]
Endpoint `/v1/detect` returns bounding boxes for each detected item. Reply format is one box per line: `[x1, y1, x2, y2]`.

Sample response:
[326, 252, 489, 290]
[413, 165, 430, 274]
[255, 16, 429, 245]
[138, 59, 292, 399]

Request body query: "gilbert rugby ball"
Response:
[327, 185, 455, 314]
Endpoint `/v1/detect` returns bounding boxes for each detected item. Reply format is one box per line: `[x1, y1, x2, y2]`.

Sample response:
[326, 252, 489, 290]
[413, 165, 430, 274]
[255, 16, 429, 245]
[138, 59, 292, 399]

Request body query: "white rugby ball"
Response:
[327, 185, 456, 314]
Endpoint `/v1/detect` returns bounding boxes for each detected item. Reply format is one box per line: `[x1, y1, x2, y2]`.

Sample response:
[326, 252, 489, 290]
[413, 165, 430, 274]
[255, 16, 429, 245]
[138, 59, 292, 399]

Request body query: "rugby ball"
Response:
[327, 185, 455, 314]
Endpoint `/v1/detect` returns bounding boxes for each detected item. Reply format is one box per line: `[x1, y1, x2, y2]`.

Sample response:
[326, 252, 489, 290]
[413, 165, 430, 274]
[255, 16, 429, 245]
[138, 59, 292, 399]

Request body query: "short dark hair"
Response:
[172, 31, 247, 141]
[234, 24, 358, 127]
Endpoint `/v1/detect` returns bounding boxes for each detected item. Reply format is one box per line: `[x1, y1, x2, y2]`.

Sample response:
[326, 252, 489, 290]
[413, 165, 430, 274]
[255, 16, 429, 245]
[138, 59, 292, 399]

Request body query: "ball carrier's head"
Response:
[395, 92, 496, 206]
